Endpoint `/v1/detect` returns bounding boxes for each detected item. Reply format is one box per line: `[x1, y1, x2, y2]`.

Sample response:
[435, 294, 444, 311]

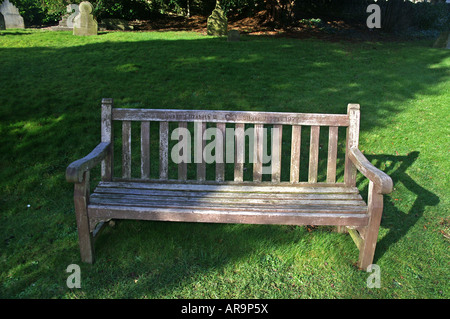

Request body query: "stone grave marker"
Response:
[207, 1, 227, 36]
[0, 0, 24, 29]
[227, 30, 240, 42]
[73, 1, 97, 36]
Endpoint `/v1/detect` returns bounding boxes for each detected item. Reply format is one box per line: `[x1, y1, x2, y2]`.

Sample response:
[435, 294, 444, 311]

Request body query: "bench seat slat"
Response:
[90, 193, 367, 208]
[88, 205, 368, 227]
[89, 200, 367, 214]
[88, 181, 368, 227]
[93, 186, 364, 200]
[98, 181, 360, 194]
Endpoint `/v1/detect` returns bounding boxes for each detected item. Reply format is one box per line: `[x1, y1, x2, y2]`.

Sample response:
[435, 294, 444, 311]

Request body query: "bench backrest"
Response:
[100, 98, 360, 186]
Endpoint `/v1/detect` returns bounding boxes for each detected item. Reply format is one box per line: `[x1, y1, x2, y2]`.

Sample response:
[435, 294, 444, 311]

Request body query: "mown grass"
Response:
[0, 29, 448, 299]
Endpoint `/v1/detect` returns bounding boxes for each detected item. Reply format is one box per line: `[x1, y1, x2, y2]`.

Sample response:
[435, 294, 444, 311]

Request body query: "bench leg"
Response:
[74, 172, 95, 264]
[336, 226, 347, 233]
[358, 181, 383, 270]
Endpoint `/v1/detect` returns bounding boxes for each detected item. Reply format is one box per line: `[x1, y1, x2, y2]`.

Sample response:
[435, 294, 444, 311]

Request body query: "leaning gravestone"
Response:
[73, 1, 97, 36]
[0, 0, 24, 29]
[207, 1, 227, 36]
[433, 31, 450, 49]
[0, 12, 5, 30]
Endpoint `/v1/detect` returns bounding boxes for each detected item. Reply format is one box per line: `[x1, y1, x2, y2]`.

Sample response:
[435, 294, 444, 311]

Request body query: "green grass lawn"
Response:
[0, 29, 449, 299]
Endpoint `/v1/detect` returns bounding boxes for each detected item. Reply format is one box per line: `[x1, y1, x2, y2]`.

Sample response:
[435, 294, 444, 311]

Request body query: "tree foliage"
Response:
[7, 0, 450, 31]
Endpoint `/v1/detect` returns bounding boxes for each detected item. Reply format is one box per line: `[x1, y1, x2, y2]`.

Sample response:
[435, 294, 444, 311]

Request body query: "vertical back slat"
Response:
[308, 125, 320, 183]
[327, 126, 338, 183]
[234, 123, 245, 182]
[253, 124, 263, 182]
[178, 122, 188, 181]
[216, 123, 226, 181]
[159, 121, 169, 180]
[290, 125, 301, 183]
[344, 104, 360, 186]
[101, 98, 113, 181]
[195, 121, 206, 181]
[271, 124, 283, 182]
[140, 121, 150, 179]
[122, 121, 132, 179]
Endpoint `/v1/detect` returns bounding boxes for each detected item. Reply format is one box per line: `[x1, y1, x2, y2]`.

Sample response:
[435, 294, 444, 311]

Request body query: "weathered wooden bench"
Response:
[66, 98, 393, 269]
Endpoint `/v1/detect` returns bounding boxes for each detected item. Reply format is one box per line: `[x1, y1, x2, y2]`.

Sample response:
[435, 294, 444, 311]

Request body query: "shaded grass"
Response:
[0, 29, 449, 299]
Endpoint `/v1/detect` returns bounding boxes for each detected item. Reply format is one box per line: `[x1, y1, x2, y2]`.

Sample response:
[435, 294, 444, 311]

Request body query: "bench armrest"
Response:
[66, 142, 111, 183]
[349, 147, 393, 194]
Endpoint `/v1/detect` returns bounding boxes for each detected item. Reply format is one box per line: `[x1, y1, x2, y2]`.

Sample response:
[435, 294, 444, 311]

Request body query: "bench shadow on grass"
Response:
[92, 151, 439, 297]
[358, 151, 440, 264]
[0, 34, 446, 297]
[93, 221, 306, 297]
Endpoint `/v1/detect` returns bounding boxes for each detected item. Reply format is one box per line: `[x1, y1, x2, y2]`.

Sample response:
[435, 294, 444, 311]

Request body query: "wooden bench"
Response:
[66, 98, 393, 269]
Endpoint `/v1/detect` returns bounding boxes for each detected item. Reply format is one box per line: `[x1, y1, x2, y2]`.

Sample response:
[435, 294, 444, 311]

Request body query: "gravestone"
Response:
[0, 12, 5, 30]
[433, 31, 450, 49]
[207, 1, 227, 36]
[52, 4, 79, 31]
[0, 0, 24, 29]
[227, 30, 240, 42]
[73, 1, 97, 36]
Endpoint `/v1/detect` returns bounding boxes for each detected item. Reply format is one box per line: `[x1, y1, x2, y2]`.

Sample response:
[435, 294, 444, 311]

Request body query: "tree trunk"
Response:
[264, 0, 295, 28]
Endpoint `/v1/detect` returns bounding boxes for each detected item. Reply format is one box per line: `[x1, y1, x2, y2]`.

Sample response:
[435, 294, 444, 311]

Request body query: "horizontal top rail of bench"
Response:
[112, 108, 350, 126]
